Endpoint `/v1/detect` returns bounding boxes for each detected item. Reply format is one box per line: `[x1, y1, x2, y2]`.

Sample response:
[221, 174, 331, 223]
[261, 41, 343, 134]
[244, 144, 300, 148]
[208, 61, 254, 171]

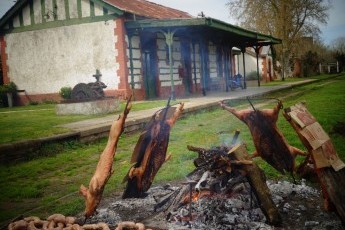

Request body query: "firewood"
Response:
[79, 97, 132, 217]
[158, 143, 281, 226]
[228, 143, 282, 226]
[283, 102, 345, 224]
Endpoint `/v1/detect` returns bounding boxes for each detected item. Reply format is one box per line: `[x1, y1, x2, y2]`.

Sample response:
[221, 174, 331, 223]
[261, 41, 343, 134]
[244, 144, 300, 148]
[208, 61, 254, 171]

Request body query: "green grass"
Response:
[0, 100, 170, 144]
[260, 74, 340, 86]
[260, 76, 310, 86]
[0, 74, 344, 225]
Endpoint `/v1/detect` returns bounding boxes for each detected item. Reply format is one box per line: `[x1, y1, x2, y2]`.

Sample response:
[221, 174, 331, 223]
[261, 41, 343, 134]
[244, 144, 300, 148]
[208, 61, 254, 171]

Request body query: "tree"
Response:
[227, 0, 332, 77]
[331, 37, 345, 72]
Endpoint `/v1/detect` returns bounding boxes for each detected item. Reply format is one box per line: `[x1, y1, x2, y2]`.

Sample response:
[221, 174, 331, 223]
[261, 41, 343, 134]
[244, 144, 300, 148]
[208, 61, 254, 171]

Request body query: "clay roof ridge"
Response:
[143, 0, 193, 17]
[104, 0, 193, 19]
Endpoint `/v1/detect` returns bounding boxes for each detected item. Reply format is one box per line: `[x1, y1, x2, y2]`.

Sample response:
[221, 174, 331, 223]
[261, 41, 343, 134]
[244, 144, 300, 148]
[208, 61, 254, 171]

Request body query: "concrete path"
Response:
[58, 79, 314, 135]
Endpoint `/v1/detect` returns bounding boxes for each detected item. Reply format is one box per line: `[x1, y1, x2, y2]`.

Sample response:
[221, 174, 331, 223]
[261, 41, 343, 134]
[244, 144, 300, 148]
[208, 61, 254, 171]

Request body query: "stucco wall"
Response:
[5, 20, 118, 94]
[237, 53, 265, 76]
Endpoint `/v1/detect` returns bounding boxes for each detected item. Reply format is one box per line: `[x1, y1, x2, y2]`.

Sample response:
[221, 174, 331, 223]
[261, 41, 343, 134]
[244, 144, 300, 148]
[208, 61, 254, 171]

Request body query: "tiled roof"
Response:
[104, 0, 192, 19]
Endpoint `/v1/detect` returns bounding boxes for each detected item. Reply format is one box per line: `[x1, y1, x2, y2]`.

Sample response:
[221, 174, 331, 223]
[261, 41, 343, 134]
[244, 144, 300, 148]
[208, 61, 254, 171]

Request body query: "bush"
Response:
[59, 87, 72, 99]
[0, 82, 18, 107]
[0, 82, 17, 95]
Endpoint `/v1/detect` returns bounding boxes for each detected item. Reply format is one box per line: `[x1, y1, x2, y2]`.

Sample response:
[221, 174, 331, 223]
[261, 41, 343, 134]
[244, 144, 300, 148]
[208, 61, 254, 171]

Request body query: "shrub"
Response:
[0, 82, 17, 95]
[59, 87, 72, 100]
[0, 82, 18, 107]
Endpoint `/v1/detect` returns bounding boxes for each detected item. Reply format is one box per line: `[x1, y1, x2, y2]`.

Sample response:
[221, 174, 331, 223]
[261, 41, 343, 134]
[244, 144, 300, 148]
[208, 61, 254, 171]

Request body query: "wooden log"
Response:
[283, 102, 345, 224]
[156, 143, 281, 226]
[228, 143, 282, 226]
[187, 143, 281, 226]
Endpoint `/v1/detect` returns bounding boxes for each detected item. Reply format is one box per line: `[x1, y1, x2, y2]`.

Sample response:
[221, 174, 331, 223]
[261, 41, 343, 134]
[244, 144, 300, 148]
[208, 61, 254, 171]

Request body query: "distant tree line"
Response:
[226, 0, 344, 77]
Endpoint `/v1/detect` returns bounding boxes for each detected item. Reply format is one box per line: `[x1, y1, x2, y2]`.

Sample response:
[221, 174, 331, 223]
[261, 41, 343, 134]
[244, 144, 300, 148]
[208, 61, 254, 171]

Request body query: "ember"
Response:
[73, 179, 343, 230]
[156, 139, 281, 228]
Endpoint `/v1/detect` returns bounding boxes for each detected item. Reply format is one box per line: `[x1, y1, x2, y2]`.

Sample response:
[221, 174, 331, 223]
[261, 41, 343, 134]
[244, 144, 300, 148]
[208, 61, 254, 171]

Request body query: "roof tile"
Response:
[104, 0, 192, 19]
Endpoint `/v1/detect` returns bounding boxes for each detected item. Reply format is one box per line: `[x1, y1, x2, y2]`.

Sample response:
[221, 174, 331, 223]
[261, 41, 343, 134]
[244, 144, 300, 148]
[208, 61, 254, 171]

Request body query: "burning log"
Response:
[122, 100, 184, 198]
[219, 99, 307, 176]
[228, 143, 282, 226]
[283, 102, 345, 224]
[188, 143, 281, 226]
[79, 96, 132, 218]
[156, 131, 281, 226]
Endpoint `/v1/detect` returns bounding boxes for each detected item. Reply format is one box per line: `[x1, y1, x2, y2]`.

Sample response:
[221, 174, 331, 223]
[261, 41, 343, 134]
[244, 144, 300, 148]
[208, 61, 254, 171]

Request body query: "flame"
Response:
[180, 190, 213, 205]
[192, 190, 212, 202]
[192, 191, 200, 202]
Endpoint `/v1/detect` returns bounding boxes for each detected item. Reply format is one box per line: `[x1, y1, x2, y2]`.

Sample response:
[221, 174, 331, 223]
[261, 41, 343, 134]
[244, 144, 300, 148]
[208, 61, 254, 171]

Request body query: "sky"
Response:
[0, 0, 344, 45]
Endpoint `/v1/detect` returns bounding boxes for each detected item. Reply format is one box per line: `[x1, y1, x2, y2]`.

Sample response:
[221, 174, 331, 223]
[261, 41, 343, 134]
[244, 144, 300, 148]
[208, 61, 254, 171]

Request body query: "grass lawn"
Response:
[0, 100, 169, 144]
[0, 74, 344, 225]
[260, 74, 334, 86]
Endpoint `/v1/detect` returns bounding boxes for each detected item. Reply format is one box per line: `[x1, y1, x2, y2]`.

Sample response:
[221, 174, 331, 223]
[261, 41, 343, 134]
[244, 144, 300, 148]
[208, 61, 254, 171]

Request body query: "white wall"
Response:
[5, 21, 118, 94]
[237, 52, 264, 76]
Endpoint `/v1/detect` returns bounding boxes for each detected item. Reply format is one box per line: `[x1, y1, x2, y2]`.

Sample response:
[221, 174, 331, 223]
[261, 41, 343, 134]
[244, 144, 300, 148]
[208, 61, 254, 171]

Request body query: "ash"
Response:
[168, 183, 270, 230]
[77, 180, 344, 230]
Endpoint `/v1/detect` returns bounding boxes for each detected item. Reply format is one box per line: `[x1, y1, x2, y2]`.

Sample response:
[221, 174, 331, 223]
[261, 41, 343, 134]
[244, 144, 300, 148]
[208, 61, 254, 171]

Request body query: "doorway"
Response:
[181, 40, 192, 94]
[141, 33, 158, 99]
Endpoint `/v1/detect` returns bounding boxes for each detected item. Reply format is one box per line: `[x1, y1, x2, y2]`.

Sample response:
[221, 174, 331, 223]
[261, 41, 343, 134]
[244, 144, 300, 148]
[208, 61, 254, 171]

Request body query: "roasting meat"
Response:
[79, 97, 131, 218]
[122, 102, 184, 198]
[220, 100, 306, 174]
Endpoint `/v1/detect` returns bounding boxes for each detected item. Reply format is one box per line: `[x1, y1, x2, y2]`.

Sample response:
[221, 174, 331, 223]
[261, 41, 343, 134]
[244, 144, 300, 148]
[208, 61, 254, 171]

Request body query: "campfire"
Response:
[7, 99, 345, 230]
[154, 131, 281, 228]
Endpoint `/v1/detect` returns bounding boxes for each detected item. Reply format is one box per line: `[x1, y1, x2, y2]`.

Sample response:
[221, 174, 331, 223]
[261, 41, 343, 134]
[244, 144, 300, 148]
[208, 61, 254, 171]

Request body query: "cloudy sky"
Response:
[1, 0, 344, 45]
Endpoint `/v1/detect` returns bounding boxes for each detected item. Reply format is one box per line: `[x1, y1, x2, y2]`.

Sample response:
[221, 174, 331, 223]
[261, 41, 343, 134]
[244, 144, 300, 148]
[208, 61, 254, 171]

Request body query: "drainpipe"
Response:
[163, 29, 176, 100]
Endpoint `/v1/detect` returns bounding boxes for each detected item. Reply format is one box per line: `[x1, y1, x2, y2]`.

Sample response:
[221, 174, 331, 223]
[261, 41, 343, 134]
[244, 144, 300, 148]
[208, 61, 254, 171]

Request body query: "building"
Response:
[0, 0, 281, 104]
[236, 46, 276, 84]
